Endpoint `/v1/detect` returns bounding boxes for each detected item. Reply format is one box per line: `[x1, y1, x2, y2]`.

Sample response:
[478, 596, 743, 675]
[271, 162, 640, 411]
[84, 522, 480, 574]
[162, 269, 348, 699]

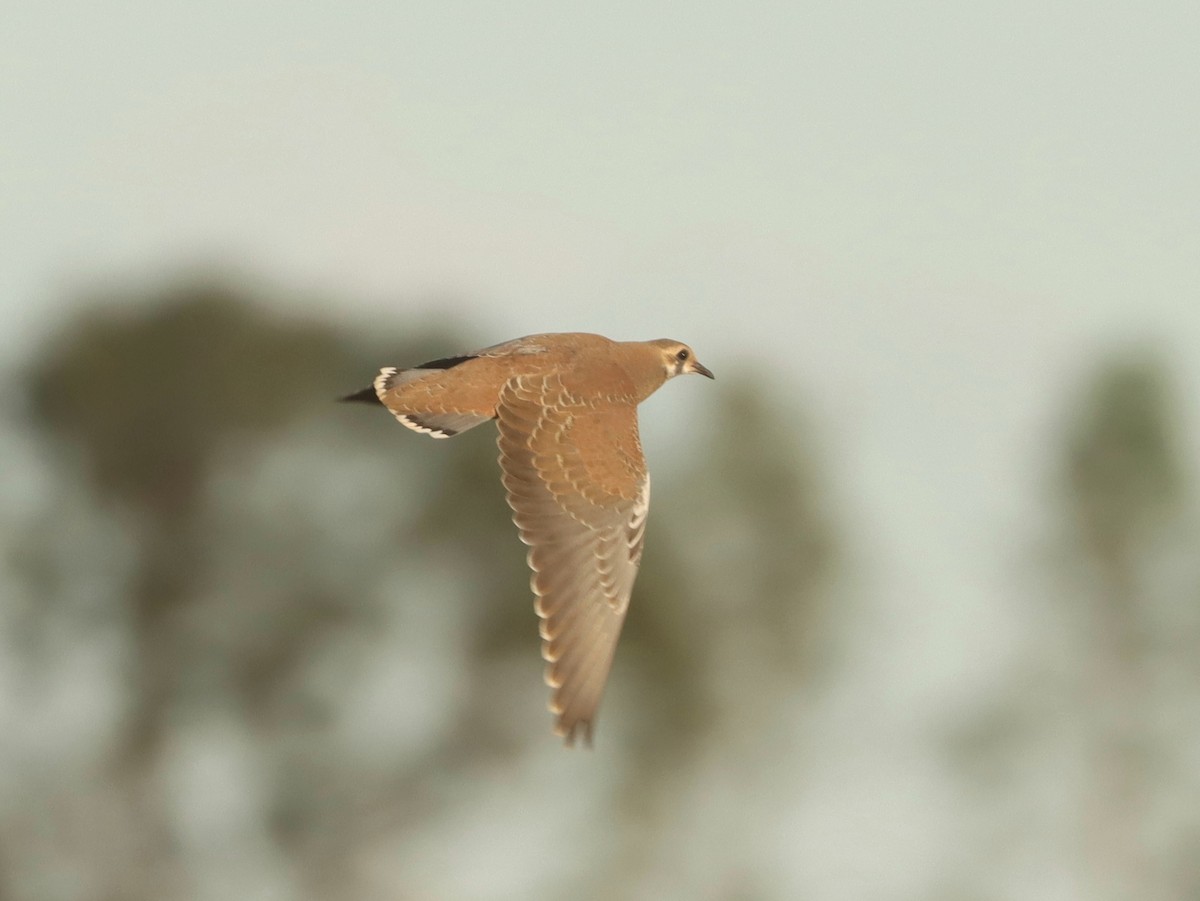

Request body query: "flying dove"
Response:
[343, 332, 713, 745]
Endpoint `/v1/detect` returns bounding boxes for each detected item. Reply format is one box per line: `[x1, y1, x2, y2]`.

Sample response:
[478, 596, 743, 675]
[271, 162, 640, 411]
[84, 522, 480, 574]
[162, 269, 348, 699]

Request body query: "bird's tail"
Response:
[339, 386, 383, 405]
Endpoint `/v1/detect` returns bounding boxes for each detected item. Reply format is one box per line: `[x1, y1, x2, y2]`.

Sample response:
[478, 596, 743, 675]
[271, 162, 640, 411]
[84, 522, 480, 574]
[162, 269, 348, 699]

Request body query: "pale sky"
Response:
[4, 2, 1199, 894]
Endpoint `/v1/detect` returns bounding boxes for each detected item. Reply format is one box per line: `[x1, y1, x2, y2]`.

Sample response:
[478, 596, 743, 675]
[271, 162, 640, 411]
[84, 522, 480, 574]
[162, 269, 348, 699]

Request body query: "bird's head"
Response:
[651, 339, 715, 381]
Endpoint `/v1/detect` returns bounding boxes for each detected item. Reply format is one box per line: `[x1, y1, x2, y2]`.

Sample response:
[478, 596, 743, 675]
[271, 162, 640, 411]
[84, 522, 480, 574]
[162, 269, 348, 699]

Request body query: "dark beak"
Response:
[692, 361, 715, 380]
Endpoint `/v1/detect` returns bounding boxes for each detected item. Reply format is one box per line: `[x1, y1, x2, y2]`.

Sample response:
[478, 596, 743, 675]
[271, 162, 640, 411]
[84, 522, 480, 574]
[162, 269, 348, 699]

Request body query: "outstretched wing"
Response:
[495, 374, 649, 745]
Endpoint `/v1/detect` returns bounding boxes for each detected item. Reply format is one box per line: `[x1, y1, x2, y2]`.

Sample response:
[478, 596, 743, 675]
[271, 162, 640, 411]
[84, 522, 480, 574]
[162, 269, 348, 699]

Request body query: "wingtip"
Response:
[338, 386, 383, 405]
[554, 717, 595, 749]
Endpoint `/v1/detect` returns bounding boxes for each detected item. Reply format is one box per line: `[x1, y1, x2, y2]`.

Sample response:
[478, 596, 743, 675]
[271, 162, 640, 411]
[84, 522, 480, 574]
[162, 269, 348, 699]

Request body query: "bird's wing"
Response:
[495, 374, 649, 745]
[370, 366, 496, 437]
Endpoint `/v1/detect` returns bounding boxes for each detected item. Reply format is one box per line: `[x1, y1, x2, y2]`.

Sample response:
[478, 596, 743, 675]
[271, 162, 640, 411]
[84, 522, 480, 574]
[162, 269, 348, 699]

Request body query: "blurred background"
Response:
[3, 2, 1200, 899]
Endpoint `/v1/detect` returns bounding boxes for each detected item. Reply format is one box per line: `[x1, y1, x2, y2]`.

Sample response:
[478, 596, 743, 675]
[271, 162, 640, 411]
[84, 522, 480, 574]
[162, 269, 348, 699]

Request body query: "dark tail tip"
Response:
[339, 386, 383, 405]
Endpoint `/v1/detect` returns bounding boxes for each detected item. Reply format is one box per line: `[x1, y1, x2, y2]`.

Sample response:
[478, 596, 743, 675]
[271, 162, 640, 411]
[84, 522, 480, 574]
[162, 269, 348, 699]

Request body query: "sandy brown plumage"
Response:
[343, 332, 713, 744]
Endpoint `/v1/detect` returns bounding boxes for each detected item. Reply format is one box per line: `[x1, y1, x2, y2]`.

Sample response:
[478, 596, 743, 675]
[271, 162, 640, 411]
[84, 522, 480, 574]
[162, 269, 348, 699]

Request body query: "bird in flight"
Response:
[343, 333, 713, 745]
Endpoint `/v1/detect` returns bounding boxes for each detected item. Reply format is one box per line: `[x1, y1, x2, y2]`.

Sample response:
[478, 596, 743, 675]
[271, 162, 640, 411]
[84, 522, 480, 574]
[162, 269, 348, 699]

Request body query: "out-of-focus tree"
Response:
[1061, 357, 1196, 900]
[1, 278, 839, 901]
[9, 280, 471, 899]
[604, 375, 839, 890]
[25, 285, 369, 761]
[946, 352, 1200, 901]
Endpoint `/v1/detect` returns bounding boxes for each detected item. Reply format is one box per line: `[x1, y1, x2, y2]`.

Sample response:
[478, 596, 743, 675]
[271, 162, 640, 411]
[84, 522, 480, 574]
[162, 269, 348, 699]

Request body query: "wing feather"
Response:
[496, 374, 649, 745]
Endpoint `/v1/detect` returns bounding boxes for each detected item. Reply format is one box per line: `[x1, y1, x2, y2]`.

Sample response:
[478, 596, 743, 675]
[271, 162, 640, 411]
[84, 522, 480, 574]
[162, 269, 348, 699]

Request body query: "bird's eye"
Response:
[676, 349, 690, 361]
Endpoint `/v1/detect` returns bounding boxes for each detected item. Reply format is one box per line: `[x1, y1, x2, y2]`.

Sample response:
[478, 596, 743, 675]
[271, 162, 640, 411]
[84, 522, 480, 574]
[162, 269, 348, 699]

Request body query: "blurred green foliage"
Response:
[945, 353, 1200, 901]
[5, 278, 1199, 900]
[1065, 356, 1184, 565]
